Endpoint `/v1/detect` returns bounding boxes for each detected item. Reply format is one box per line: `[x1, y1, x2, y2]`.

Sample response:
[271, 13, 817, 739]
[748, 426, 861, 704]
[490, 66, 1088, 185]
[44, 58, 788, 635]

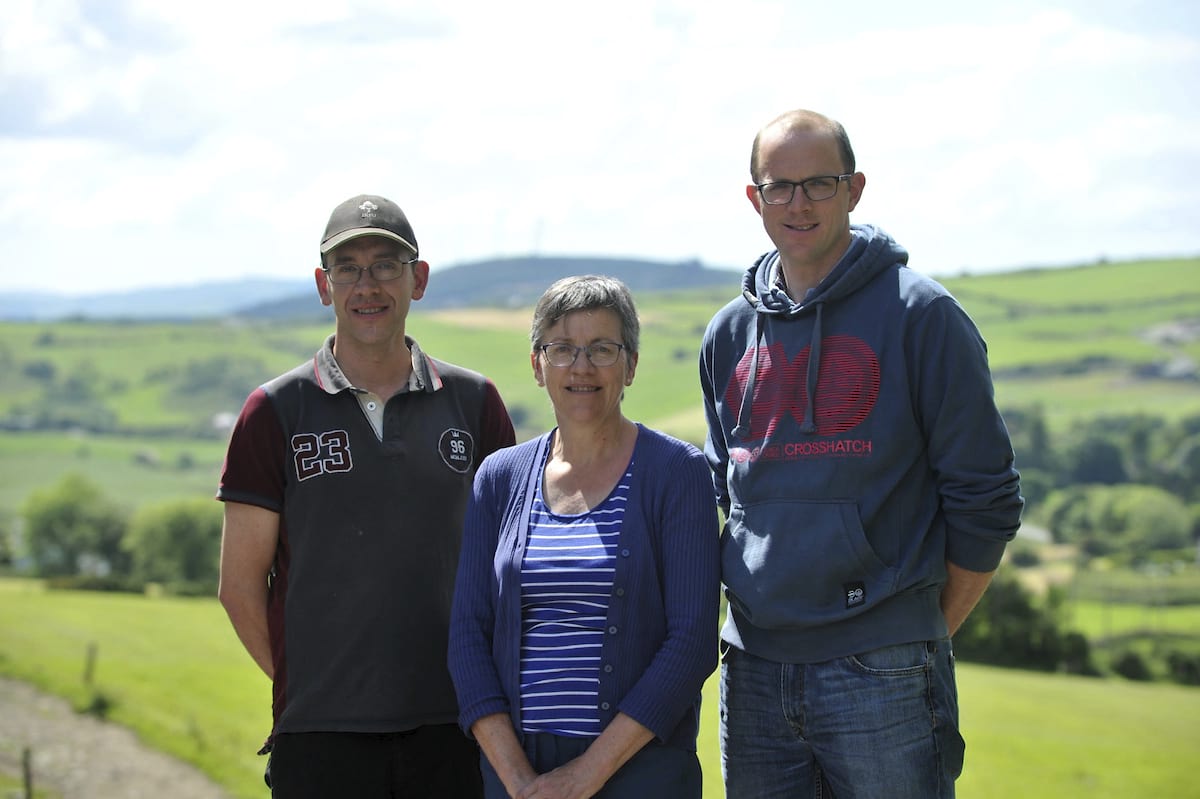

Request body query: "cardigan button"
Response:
[614, 587, 625, 597]
[608, 626, 618, 635]
[600, 702, 611, 711]
[620, 548, 630, 557]
[603, 664, 614, 673]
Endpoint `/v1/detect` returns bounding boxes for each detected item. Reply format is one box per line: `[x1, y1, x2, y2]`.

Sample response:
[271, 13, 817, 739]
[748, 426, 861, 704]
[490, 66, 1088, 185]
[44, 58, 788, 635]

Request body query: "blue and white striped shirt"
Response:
[518, 460, 634, 737]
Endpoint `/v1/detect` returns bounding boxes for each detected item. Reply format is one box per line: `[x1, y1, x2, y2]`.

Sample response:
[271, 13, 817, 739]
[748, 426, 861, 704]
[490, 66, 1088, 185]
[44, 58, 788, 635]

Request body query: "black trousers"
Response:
[268, 725, 484, 798]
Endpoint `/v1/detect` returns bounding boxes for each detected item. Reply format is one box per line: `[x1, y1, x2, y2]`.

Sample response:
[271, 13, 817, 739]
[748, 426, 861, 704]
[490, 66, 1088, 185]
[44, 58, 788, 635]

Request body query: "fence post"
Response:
[23, 746, 33, 799]
[84, 641, 98, 685]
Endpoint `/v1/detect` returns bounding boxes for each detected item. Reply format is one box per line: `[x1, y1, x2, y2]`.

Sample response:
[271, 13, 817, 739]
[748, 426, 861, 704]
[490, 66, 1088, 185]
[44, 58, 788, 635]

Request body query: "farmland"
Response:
[1, 578, 1197, 799]
[1, 255, 1198, 797]
[1, 256, 1197, 523]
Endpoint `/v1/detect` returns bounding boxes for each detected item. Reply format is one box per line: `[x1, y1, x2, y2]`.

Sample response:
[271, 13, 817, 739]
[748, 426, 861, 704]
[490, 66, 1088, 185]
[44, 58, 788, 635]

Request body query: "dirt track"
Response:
[0, 677, 234, 799]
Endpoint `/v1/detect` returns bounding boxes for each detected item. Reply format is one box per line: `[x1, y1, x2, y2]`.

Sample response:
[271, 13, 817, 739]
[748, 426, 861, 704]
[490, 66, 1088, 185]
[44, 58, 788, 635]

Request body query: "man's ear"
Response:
[847, 172, 866, 213]
[410, 260, 430, 301]
[314, 266, 333, 306]
[746, 184, 764, 215]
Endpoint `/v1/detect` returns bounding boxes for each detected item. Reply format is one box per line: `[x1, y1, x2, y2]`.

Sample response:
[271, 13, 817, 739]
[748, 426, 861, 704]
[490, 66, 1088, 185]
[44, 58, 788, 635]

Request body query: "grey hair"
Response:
[530, 275, 640, 354]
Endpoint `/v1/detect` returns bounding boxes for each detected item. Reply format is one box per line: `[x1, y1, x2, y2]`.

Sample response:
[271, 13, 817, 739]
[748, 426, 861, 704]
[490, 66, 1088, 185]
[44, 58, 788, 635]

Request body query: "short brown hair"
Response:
[750, 109, 856, 183]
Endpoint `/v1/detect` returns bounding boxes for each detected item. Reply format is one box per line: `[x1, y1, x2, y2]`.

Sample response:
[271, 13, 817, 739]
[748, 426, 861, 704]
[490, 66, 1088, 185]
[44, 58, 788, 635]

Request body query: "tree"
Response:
[952, 572, 1087, 672]
[1040, 483, 1190, 558]
[22, 474, 128, 577]
[1112, 650, 1153, 681]
[1043, 487, 1095, 547]
[0, 509, 14, 567]
[1063, 434, 1128, 485]
[1015, 467, 1055, 512]
[1107, 485, 1191, 553]
[122, 498, 223, 588]
[1164, 433, 1200, 502]
[1002, 403, 1055, 471]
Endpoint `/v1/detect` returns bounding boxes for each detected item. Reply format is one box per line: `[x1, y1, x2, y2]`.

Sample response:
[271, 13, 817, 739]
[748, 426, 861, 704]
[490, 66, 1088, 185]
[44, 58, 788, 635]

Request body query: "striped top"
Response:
[517, 458, 634, 737]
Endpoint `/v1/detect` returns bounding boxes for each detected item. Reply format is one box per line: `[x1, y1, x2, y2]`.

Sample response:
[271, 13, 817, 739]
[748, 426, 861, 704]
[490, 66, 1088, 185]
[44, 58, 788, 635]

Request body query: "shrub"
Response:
[1166, 650, 1200, 686]
[1008, 546, 1041, 568]
[1111, 650, 1153, 681]
[953, 572, 1085, 672]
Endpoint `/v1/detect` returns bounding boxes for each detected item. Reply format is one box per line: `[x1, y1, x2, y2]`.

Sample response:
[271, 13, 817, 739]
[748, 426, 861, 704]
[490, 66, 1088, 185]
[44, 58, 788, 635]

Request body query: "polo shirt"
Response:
[218, 334, 515, 735]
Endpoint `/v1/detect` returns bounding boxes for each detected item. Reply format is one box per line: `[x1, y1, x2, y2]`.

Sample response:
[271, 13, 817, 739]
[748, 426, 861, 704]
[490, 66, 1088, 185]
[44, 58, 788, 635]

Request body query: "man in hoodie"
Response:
[699, 109, 1023, 797]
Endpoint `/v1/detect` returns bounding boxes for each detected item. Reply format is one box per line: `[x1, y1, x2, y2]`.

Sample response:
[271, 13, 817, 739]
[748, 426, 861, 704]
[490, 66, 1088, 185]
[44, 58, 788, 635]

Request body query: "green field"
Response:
[1, 257, 1198, 524]
[0, 432, 228, 521]
[1, 579, 1198, 799]
[2, 256, 1199, 795]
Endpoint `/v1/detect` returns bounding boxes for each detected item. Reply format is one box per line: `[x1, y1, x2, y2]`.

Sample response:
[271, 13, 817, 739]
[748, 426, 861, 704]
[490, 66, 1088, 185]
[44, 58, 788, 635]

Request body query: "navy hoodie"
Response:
[699, 224, 1023, 663]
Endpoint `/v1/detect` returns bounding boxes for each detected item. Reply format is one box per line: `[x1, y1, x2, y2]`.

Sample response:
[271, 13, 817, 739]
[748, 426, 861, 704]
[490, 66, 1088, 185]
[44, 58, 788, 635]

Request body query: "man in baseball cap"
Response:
[218, 193, 516, 798]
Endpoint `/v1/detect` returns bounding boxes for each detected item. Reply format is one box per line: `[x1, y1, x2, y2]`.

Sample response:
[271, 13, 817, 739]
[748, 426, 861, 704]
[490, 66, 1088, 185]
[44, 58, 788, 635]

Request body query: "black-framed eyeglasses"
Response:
[323, 257, 419, 285]
[756, 174, 852, 205]
[538, 342, 627, 368]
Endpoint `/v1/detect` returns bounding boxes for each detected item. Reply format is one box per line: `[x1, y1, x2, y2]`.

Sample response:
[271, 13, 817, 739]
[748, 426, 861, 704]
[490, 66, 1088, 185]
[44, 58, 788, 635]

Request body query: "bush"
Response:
[1040, 484, 1192, 557]
[1166, 650, 1200, 686]
[1112, 650, 1153, 681]
[45, 574, 142, 593]
[23, 474, 129, 577]
[953, 573, 1090, 673]
[1008, 546, 1041, 568]
[1059, 631, 1101, 676]
[123, 498, 222, 587]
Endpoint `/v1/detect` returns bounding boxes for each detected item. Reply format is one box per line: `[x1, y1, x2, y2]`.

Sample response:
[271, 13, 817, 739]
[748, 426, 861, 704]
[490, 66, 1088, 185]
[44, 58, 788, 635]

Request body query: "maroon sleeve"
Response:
[479, 379, 516, 457]
[217, 387, 288, 512]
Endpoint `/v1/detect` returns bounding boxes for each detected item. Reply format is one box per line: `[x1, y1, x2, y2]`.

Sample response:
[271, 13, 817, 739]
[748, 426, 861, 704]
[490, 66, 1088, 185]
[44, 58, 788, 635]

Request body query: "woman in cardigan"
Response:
[449, 275, 720, 798]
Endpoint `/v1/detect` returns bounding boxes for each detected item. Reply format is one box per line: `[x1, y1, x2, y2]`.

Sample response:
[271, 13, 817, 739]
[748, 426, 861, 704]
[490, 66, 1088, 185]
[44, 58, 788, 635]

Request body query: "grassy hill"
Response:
[1, 578, 1196, 799]
[1, 257, 1198, 797]
[938, 257, 1200, 428]
[1, 256, 1197, 525]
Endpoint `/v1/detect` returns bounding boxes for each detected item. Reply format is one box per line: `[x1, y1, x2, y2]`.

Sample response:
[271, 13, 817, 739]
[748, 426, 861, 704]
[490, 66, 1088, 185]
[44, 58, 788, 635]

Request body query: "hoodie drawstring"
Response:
[729, 227, 906, 443]
[732, 297, 823, 439]
[731, 303, 762, 439]
[799, 303, 822, 434]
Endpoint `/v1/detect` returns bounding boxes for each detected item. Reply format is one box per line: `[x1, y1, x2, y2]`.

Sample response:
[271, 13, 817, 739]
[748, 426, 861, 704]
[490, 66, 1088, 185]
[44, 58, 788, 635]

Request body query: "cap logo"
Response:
[358, 200, 379, 220]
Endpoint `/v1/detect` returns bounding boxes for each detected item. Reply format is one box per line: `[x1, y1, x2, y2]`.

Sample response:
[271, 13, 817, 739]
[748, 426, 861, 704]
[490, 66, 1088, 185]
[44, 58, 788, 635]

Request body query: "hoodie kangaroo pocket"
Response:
[722, 499, 897, 628]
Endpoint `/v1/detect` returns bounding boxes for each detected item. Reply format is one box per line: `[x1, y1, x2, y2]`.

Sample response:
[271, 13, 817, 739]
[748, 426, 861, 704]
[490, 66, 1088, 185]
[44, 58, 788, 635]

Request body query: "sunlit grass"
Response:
[2, 579, 1198, 799]
[2, 257, 1198, 521]
[0, 580, 270, 799]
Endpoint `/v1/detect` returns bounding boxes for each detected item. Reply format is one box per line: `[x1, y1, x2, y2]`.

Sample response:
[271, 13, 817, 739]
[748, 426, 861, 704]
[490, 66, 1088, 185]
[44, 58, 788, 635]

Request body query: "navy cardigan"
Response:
[448, 424, 720, 750]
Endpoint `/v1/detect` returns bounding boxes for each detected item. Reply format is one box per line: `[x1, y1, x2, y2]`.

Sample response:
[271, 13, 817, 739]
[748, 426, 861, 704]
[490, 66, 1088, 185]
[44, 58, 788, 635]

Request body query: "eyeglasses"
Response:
[756, 174, 852, 205]
[538, 342, 627, 368]
[323, 257, 418, 285]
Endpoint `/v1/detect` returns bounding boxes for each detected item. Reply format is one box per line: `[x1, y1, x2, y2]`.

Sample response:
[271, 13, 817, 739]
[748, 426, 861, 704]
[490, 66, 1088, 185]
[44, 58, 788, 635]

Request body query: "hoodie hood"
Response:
[740, 223, 909, 314]
[731, 224, 909, 438]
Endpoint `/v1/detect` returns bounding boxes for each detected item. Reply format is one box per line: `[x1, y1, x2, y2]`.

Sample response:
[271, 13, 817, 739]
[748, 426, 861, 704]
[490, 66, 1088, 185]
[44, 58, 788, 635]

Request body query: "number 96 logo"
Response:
[439, 428, 475, 474]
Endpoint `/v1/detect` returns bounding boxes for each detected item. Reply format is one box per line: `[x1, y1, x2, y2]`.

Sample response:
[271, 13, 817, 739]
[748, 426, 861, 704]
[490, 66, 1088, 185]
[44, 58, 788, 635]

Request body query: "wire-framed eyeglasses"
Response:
[756, 174, 852, 205]
[538, 342, 627, 368]
[323, 257, 419, 285]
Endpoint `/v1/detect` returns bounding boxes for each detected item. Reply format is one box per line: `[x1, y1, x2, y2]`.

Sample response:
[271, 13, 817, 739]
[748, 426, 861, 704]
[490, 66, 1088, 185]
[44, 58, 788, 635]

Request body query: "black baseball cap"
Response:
[320, 194, 418, 256]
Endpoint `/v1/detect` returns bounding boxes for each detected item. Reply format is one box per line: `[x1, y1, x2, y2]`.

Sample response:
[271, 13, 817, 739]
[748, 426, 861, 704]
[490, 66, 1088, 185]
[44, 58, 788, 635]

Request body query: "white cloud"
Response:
[1, 0, 1197, 294]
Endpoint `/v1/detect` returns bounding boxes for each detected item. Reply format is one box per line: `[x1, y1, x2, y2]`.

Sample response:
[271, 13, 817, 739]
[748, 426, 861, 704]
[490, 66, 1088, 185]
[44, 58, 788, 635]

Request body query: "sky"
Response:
[2, 0, 1198, 296]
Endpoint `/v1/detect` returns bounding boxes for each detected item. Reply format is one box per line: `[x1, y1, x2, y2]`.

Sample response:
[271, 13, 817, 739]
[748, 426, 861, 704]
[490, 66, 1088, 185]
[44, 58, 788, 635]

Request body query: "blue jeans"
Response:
[720, 640, 964, 798]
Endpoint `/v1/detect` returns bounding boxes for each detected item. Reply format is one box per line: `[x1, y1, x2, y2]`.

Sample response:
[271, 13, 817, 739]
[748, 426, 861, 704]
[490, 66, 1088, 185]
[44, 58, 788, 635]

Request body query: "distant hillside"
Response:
[0, 278, 311, 322]
[0, 257, 1197, 501]
[239, 255, 742, 319]
[1, 255, 741, 322]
